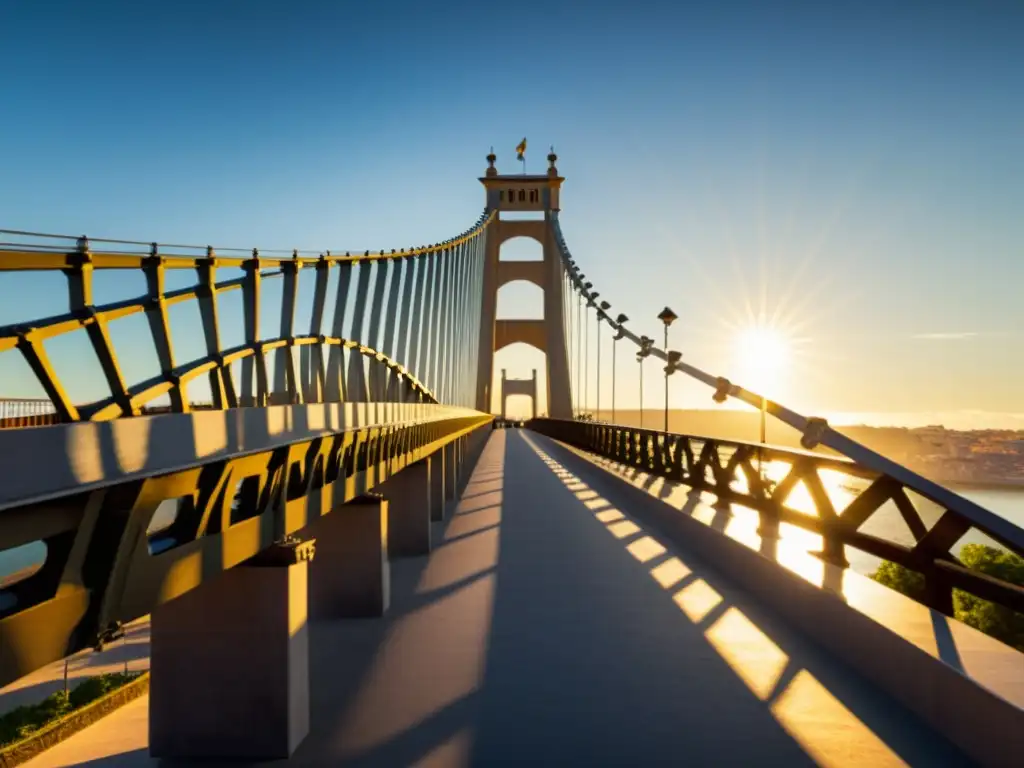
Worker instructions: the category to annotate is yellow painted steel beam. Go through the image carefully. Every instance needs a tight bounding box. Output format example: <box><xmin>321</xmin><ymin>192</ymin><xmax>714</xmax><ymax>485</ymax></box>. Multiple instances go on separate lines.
<box><xmin>0</xmin><ymin>410</ymin><xmax>492</xmax><ymax>688</ymax></box>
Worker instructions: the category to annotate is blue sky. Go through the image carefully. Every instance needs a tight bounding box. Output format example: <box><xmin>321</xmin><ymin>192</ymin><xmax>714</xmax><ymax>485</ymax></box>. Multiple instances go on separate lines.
<box><xmin>2</xmin><ymin>1</ymin><xmax>1023</xmax><ymax>425</ymax></box>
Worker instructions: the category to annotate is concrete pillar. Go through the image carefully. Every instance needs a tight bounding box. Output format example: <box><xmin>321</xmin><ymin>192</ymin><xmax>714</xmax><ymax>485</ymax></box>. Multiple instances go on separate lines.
<box><xmin>308</xmin><ymin>495</ymin><xmax>389</xmax><ymax>620</ymax></box>
<box><xmin>430</xmin><ymin>448</ymin><xmax>446</xmax><ymax>521</ymax></box>
<box><xmin>149</xmin><ymin>540</ymin><xmax>314</xmax><ymax>761</ymax></box>
<box><xmin>380</xmin><ymin>460</ymin><xmax>432</xmax><ymax>557</ymax></box>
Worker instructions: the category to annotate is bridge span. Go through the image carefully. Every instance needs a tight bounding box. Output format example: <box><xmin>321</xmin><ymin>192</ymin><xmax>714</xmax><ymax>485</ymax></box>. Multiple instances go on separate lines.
<box><xmin>1</xmin><ymin>151</ymin><xmax>1022</xmax><ymax>765</ymax></box>
<box><xmin>8</xmin><ymin>429</ymin><xmax>980</xmax><ymax>767</ymax></box>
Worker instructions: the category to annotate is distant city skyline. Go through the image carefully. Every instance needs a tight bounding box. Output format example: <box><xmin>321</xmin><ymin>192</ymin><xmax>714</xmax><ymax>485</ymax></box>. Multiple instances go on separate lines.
<box><xmin>2</xmin><ymin>2</ymin><xmax>1023</xmax><ymax>427</ymax></box>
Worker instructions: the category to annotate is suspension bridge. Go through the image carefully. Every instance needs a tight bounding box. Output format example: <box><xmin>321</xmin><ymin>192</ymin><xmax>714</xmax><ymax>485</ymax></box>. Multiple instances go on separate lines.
<box><xmin>0</xmin><ymin>151</ymin><xmax>1021</xmax><ymax>766</ymax></box>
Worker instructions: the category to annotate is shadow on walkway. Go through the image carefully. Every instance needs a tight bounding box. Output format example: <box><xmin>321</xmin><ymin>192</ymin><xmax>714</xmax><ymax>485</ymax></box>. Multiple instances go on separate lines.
<box><xmin>47</xmin><ymin>430</ymin><xmax>968</xmax><ymax>766</ymax></box>
<box><xmin>518</xmin><ymin>431</ymin><xmax>969</xmax><ymax>768</ymax></box>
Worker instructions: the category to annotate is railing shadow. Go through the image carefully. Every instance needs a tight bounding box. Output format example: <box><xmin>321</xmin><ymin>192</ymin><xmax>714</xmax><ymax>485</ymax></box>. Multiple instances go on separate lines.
<box><xmin>521</xmin><ymin>431</ymin><xmax>970</xmax><ymax>767</ymax></box>
<box><xmin>259</xmin><ymin>433</ymin><xmax>508</xmax><ymax>767</ymax></box>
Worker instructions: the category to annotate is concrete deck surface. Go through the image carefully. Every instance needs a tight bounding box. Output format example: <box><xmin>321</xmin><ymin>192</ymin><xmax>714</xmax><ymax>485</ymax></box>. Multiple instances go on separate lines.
<box><xmin>21</xmin><ymin>430</ymin><xmax>967</xmax><ymax>767</ymax></box>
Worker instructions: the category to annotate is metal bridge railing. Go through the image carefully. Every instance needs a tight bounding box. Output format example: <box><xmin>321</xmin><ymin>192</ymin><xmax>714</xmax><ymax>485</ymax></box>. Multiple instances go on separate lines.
<box><xmin>0</xmin><ymin>397</ymin><xmax>59</xmax><ymax>429</ymax></box>
<box><xmin>0</xmin><ymin>213</ymin><xmax>498</xmax><ymax>687</ymax></box>
<box><xmin>529</xmin><ymin>417</ymin><xmax>1024</xmax><ymax>619</ymax></box>
<box><xmin>0</xmin><ymin>216</ymin><xmax>494</xmax><ymax>423</ymax></box>
<box><xmin>551</xmin><ymin>210</ymin><xmax>1024</xmax><ymax>626</ymax></box>
<box><xmin>0</xmin><ymin>400</ymin><xmax>490</xmax><ymax>687</ymax></box>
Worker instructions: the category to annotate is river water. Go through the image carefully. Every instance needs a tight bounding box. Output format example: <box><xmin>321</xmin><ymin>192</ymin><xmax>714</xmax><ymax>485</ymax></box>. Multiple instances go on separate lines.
<box><xmin>955</xmin><ymin>487</ymin><xmax>1024</xmax><ymax>529</ymax></box>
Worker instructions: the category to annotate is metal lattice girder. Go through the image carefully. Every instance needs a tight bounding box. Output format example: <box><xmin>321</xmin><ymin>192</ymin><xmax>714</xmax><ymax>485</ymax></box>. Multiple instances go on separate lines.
<box><xmin>0</xmin><ymin>212</ymin><xmax>497</xmax><ymax>422</ymax></box>
<box><xmin>65</xmin><ymin>245</ymin><xmax>135</xmax><ymax>417</ymax></box>
<box><xmin>382</xmin><ymin>257</ymin><xmax>403</xmax><ymax>362</ymax></box>
<box><xmin>529</xmin><ymin>419</ymin><xmax>1024</xmax><ymax>618</ymax></box>
<box><xmin>0</xmin><ymin>403</ymin><xmax>492</xmax><ymax>687</ymax></box>
<box><xmin>302</xmin><ymin>254</ymin><xmax>331</xmax><ymax>404</ymax></box>
<box><xmin>142</xmin><ymin>251</ymin><xmax>184</xmax><ymax>412</ymax></box>
<box><xmin>366</xmin><ymin>260</ymin><xmax>390</xmax><ymax>401</ymax></box>
<box><xmin>427</xmin><ymin>249</ymin><xmax>445</xmax><ymax>394</ymax></box>
<box><xmin>325</xmin><ymin>257</ymin><xmax>354</xmax><ymax>403</ymax></box>
<box><xmin>395</xmin><ymin>254</ymin><xmax>418</xmax><ymax>374</ymax></box>
<box><xmin>345</xmin><ymin>261</ymin><xmax>373</xmax><ymax>402</ymax></box>
<box><xmin>75</xmin><ymin>336</ymin><xmax>439</xmax><ymax>421</ymax></box>
<box><xmin>240</xmin><ymin>252</ymin><xmax>268</xmax><ymax>407</ymax></box>
<box><xmin>272</xmin><ymin>257</ymin><xmax>301</xmax><ymax>404</ymax></box>
<box><xmin>407</xmin><ymin>252</ymin><xmax>428</xmax><ymax>381</ymax></box>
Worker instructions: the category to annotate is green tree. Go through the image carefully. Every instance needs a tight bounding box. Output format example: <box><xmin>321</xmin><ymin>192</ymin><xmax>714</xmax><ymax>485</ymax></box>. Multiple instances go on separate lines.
<box><xmin>953</xmin><ymin>544</ymin><xmax>1024</xmax><ymax>652</ymax></box>
<box><xmin>870</xmin><ymin>560</ymin><xmax>926</xmax><ymax>602</ymax></box>
<box><xmin>870</xmin><ymin>544</ymin><xmax>1024</xmax><ymax>652</ymax></box>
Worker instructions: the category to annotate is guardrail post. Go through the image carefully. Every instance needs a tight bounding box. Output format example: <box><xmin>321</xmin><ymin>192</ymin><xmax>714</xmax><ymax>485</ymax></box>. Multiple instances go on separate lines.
<box><xmin>149</xmin><ymin>539</ymin><xmax>314</xmax><ymax>760</ymax></box>
<box><xmin>379</xmin><ymin>459</ymin><xmax>432</xmax><ymax>556</ymax></box>
<box><xmin>308</xmin><ymin>495</ymin><xmax>389</xmax><ymax>619</ymax></box>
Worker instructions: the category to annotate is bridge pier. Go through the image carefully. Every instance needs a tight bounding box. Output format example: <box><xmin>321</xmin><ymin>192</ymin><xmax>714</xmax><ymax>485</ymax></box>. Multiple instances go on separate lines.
<box><xmin>379</xmin><ymin>458</ymin><xmax>433</xmax><ymax>556</ymax></box>
<box><xmin>149</xmin><ymin>540</ymin><xmax>314</xmax><ymax>761</ymax></box>
<box><xmin>308</xmin><ymin>495</ymin><xmax>390</xmax><ymax>619</ymax></box>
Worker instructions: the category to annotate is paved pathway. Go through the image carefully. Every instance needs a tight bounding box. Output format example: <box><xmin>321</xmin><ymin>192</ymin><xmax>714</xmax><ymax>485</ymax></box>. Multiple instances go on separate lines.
<box><xmin>0</xmin><ymin>618</ymin><xmax>150</xmax><ymax>713</ymax></box>
<box><xmin>23</xmin><ymin>430</ymin><xmax>967</xmax><ymax>766</ymax></box>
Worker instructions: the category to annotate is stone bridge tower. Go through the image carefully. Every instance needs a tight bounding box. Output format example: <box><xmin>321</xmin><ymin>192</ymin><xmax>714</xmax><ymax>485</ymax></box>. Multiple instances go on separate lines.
<box><xmin>474</xmin><ymin>150</ymin><xmax>573</xmax><ymax>418</ymax></box>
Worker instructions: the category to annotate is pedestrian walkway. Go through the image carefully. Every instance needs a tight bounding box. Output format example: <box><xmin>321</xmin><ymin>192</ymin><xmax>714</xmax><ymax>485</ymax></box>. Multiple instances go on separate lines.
<box><xmin>0</xmin><ymin>618</ymin><xmax>149</xmax><ymax>715</ymax></box>
<box><xmin>23</xmin><ymin>430</ymin><xmax>966</xmax><ymax>766</ymax></box>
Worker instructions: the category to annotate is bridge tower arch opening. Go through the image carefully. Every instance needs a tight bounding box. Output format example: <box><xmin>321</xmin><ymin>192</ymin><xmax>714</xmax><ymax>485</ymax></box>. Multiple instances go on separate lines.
<box><xmin>501</xmin><ymin>369</ymin><xmax>538</xmax><ymax>420</ymax></box>
<box><xmin>475</xmin><ymin>149</ymin><xmax>572</xmax><ymax>418</ymax></box>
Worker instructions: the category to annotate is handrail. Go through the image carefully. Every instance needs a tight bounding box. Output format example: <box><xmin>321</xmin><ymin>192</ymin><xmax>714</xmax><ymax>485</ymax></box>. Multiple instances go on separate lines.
<box><xmin>0</xmin><ymin>211</ymin><xmax>496</xmax><ymax>265</ymax></box>
<box><xmin>530</xmin><ymin>418</ymin><xmax>1024</xmax><ymax>617</ymax></box>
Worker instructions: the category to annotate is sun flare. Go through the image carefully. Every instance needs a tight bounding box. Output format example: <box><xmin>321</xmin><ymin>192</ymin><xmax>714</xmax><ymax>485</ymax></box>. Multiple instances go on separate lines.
<box><xmin>733</xmin><ymin>325</ymin><xmax>790</xmax><ymax>398</ymax></box>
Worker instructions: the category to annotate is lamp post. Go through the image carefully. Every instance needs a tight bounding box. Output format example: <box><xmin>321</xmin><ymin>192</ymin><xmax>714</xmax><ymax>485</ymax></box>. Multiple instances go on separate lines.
<box><xmin>657</xmin><ymin>307</ymin><xmax>678</xmax><ymax>433</ymax></box>
<box><xmin>586</xmin><ymin>292</ymin><xmax>599</xmax><ymax>419</ymax></box>
<box><xmin>637</xmin><ymin>352</ymin><xmax>644</xmax><ymax>429</ymax></box>
<box><xmin>582</xmin><ymin>294</ymin><xmax>592</xmax><ymax>417</ymax></box>
<box><xmin>637</xmin><ymin>335</ymin><xmax>653</xmax><ymax>429</ymax></box>
<box><xmin>597</xmin><ymin>301</ymin><xmax>610</xmax><ymax>422</ymax></box>
<box><xmin>579</xmin><ymin>281</ymin><xmax>590</xmax><ymax>419</ymax></box>
<box><xmin>613</xmin><ymin>313</ymin><xmax>628</xmax><ymax>423</ymax></box>
<box><xmin>567</xmin><ymin>269</ymin><xmax>576</xmax><ymax>417</ymax></box>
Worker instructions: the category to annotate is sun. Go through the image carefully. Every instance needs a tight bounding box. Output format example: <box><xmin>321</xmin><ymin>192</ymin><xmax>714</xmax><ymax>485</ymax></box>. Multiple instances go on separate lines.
<box><xmin>732</xmin><ymin>325</ymin><xmax>790</xmax><ymax>398</ymax></box>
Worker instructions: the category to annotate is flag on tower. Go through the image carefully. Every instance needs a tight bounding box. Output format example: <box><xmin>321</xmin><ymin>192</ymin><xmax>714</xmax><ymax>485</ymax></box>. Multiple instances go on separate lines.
<box><xmin>516</xmin><ymin>138</ymin><xmax>527</xmax><ymax>161</ymax></box>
